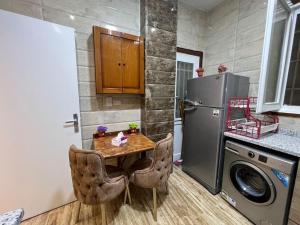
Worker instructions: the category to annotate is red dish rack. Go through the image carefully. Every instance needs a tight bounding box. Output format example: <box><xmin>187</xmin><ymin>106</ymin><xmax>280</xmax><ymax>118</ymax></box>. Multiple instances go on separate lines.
<box><xmin>226</xmin><ymin>97</ymin><xmax>279</xmax><ymax>139</ymax></box>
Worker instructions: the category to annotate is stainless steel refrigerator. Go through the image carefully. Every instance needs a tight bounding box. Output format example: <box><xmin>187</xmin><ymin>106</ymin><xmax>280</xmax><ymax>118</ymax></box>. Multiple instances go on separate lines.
<box><xmin>182</xmin><ymin>73</ymin><xmax>249</xmax><ymax>194</ymax></box>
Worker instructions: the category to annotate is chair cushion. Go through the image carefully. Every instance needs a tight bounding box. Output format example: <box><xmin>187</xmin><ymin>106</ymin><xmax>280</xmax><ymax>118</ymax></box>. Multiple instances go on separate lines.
<box><xmin>128</xmin><ymin>134</ymin><xmax>173</xmax><ymax>189</ymax></box>
<box><xmin>0</xmin><ymin>209</ymin><xmax>24</xmax><ymax>225</ymax></box>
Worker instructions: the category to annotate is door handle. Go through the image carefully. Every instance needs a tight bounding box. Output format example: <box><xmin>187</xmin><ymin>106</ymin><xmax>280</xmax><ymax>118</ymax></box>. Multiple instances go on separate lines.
<box><xmin>183</xmin><ymin>99</ymin><xmax>199</xmax><ymax>112</ymax></box>
<box><xmin>65</xmin><ymin>114</ymin><xmax>79</xmax><ymax>133</ymax></box>
<box><xmin>184</xmin><ymin>99</ymin><xmax>200</xmax><ymax>106</ymax></box>
<box><xmin>184</xmin><ymin>106</ymin><xmax>196</xmax><ymax>112</ymax></box>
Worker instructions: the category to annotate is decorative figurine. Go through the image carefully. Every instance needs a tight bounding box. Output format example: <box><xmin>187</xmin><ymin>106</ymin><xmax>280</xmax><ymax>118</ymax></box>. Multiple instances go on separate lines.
<box><xmin>196</xmin><ymin>67</ymin><xmax>204</xmax><ymax>77</ymax></box>
<box><xmin>218</xmin><ymin>64</ymin><xmax>227</xmax><ymax>74</ymax></box>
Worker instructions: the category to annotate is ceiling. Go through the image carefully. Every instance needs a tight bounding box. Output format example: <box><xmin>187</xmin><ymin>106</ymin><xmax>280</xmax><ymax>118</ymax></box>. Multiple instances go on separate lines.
<box><xmin>180</xmin><ymin>0</ymin><xmax>225</xmax><ymax>11</ymax></box>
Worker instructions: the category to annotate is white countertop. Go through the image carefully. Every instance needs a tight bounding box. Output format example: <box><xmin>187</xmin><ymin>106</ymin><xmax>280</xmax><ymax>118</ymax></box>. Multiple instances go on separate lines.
<box><xmin>224</xmin><ymin>130</ymin><xmax>300</xmax><ymax>157</ymax></box>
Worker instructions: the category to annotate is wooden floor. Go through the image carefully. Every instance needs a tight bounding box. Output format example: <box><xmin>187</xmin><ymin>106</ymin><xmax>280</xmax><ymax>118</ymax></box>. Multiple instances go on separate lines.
<box><xmin>22</xmin><ymin>166</ymin><xmax>252</xmax><ymax>225</ymax></box>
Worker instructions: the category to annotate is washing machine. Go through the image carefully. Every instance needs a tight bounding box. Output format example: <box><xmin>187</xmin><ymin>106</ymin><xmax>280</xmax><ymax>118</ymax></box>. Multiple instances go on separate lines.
<box><xmin>221</xmin><ymin>140</ymin><xmax>297</xmax><ymax>225</ymax></box>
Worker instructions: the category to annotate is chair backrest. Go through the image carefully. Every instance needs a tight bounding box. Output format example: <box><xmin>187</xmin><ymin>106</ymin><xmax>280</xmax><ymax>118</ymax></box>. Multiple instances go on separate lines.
<box><xmin>153</xmin><ymin>133</ymin><xmax>173</xmax><ymax>187</ymax></box>
<box><xmin>69</xmin><ymin>145</ymin><xmax>108</xmax><ymax>205</ymax></box>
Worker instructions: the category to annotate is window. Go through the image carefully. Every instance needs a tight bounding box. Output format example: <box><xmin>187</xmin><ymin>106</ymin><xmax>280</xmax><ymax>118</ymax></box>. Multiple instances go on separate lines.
<box><xmin>284</xmin><ymin>11</ymin><xmax>300</xmax><ymax>107</ymax></box>
<box><xmin>175</xmin><ymin>51</ymin><xmax>201</xmax><ymax>119</ymax></box>
<box><xmin>175</xmin><ymin>61</ymin><xmax>194</xmax><ymax>118</ymax></box>
<box><xmin>257</xmin><ymin>0</ymin><xmax>300</xmax><ymax>114</ymax></box>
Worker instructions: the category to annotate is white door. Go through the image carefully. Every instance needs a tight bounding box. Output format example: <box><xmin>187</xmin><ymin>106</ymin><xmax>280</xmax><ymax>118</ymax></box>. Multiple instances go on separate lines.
<box><xmin>0</xmin><ymin>10</ymin><xmax>81</xmax><ymax>219</ymax></box>
<box><xmin>174</xmin><ymin>52</ymin><xmax>200</xmax><ymax>161</ymax></box>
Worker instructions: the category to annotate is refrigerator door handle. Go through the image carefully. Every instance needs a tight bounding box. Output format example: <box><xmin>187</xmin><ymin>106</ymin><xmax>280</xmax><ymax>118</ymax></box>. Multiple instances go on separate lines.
<box><xmin>183</xmin><ymin>99</ymin><xmax>199</xmax><ymax>112</ymax></box>
<box><xmin>184</xmin><ymin>106</ymin><xmax>196</xmax><ymax>112</ymax></box>
<box><xmin>184</xmin><ymin>99</ymin><xmax>200</xmax><ymax>106</ymax></box>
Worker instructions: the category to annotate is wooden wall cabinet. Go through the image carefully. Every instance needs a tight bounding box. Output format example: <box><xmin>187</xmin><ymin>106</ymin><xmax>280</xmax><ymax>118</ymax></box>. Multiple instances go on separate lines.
<box><xmin>93</xmin><ymin>26</ymin><xmax>144</xmax><ymax>94</ymax></box>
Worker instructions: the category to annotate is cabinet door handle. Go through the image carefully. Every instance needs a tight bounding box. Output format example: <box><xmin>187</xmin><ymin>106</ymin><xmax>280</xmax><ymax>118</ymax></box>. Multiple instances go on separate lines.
<box><xmin>123</xmin><ymin>63</ymin><xmax>126</xmax><ymax>66</ymax></box>
<box><xmin>118</xmin><ymin>63</ymin><xmax>121</xmax><ymax>66</ymax></box>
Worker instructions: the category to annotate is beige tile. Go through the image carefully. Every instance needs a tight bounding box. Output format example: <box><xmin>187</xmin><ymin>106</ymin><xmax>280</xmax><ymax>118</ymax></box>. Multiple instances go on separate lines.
<box><xmin>103</xmin><ymin>109</ymin><xmax>141</xmax><ymax>124</ymax></box>
<box><xmin>236</xmin><ymin>23</ymin><xmax>265</xmax><ymax>47</ymax></box>
<box><xmin>81</xmin><ymin>111</ymin><xmax>104</xmax><ymax>126</ymax></box>
<box><xmin>177</xmin><ymin>1</ymin><xmax>207</xmax><ymax>52</ymax></box>
<box><xmin>81</xmin><ymin>109</ymin><xmax>141</xmax><ymax>126</ymax></box>
<box><xmin>42</xmin><ymin>0</ymin><xmax>139</xmax><ymax>33</ymax></box>
<box><xmin>205</xmin><ymin>62</ymin><xmax>234</xmax><ymax>76</ymax></box>
<box><xmin>205</xmin><ymin>35</ymin><xmax>236</xmax><ymax>55</ymax></box>
<box><xmin>75</xmin><ymin>32</ymin><xmax>93</xmax><ymax>51</ymax></box>
<box><xmin>42</xmin><ymin>7</ymin><xmax>99</xmax><ymax>33</ymax></box>
<box><xmin>82</xmin><ymin>138</ymin><xmax>93</xmax><ymax>149</ymax></box>
<box><xmin>234</xmin><ymin>38</ymin><xmax>264</xmax><ymax>60</ymax></box>
<box><xmin>76</xmin><ymin>50</ymin><xmax>94</xmax><ymax>67</ymax></box>
<box><xmin>235</xmin><ymin>70</ymin><xmax>261</xmax><ymax>84</ymax></box>
<box><xmin>248</xmin><ymin>83</ymin><xmax>259</xmax><ymax>97</ymax></box>
<box><xmin>205</xmin><ymin>24</ymin><xmax>237</xmax><ymax>49</ymax></box>
<box><xmin>208</xmin><ymin>0</ymin><xmax>238</xmax><ymax>26</ymax></box>
<box><xmin>237</xmin><ymin>7</ymin><xmax>267</xmax><ymax>33</ymax></box>
<box><xmin>42</xmin><ymin>0</ymin><xmax>139</xmax><ymax>20</ymax></box>
<box><xmin>206</xmin><ymin>49</ymin><xmax>235</xmax><ymax>66</ymax></box>
<box><xmin>0</xmin><ymin>0</ymin><xmax>42</xmax><ymax>19</ymax></box>
<box><xmin>22</xmin><ymin>0</ymin><xmax>41</xmax><ymax>5</ymax></box>
<box><xmin>77</xmin><ymin>66</ymin><xmax>95</xmax><ymax>82</ymax></box>
<box><xmin>78</xmin><ymin>82</ymin><xmax>96</xmax><ymax>97</ymax></box>
<box><xmin>79</xmin><ymin>96</ymin><xmax>99</xmax><ymax>112</ymax></box>
<box><xmin>234</xmin><ymin>55</ymin><xmax>262</xmax><ymax>73</ymax></box>
<box><xmin>207</xmin><ymin>10</ymin><xmax>238</xmax><ymax>33</ymax></box>
<box><xmin>81</xmin><ymin>121</ymin><xmax>141</xmax><ymax>140</ymax></box>
<box><xmin>279</xmin><ymin>116</ymin><xmax>300</xmax><ymax>130</ymax></box>
<box><xmin>239</xmin><ymin>0</ymin><xmax>267</xmax><ymax>20</ymax></box>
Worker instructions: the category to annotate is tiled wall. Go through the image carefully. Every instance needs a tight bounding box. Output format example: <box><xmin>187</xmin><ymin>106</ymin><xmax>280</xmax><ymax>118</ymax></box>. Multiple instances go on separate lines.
<box><xmin>140</xmin><ymin>0</ymin><xmax>177</xmax><ymax>142</ymax></box>
<box><xmin>0</xmin><ymin>0</ymin><xmax>142</xmax><ymax>149</ymax></box>
<box><xmin>204</xmin><ymin>0</ymin><xmax>300</xmax><ymax>130</ymax></box>
<box><xmin>177</xmin><ymin>2</ymin><xmax>207</xmax><ymax>51</ymax></box>
<box><xmin>2</xmin><ymin>0</ymin><xmax>299</xmax><ymax>138</ymax></box>
<box><xmin>204</xmin><ymin>0</ymin><xmax>267</xmax><ymax>97</ymax></box>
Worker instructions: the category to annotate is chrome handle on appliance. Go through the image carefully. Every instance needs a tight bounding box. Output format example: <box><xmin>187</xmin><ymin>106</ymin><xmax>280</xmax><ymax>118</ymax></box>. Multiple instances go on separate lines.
<box><xmin>184</xmin><ymin>99</ymin><xmax>198</xmax><ymax>106</ymax></box>
<box><xmin>225</xmin><ymin>147</ymin><xmax>240</xmax><ymax>155</ymax></box>
<box><xmin>183</xmin><ymin>99</ymin><xmax>199</xmax><ymax>112</ymax></box>
<box><xmin>184</xmin><ymin>107</ymin><xmax>196</xmax><ymax>112</ymax></box>
<box><xmin>65</xmin><ymin>114</ymin><xmax>79</xmax><ymax>133</ymax></box>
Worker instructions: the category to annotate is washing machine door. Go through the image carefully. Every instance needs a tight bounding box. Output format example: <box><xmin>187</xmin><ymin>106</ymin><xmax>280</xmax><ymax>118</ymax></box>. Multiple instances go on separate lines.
<box><xmin>230</xmin><ymin>161</ymin><xmax>276</xmax><ymax>205</ymax></box>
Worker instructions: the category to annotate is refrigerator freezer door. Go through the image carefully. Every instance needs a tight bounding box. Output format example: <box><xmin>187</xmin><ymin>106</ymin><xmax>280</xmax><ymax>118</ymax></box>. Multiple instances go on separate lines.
<box><xmin>182</xmin><ymin>106</ymin><xmax>224</xmax><ymax>193</ymax></box>
<box><xmin>187</xmin><ymin>74</ymin><xmax>226</xmax><ymax>107</ymax></box>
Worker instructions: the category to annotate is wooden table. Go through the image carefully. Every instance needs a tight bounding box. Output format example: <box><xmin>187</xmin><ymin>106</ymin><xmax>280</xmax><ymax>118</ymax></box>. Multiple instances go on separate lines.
<box><xmin>93</xmin><ymin>133</ymin><xmax>156</xmax><ymax>159</ymax></box>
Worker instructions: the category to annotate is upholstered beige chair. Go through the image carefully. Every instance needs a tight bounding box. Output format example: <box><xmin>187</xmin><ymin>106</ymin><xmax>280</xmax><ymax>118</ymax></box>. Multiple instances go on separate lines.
<box><xmin>69</xmin><ymin>145</ymin><xmax>131</xmax><ymax>225</ymax></box>
<box><xmin>129</xmin><ymin>133</ymin><xmax>173</xmax><ymax>221</ymax></box>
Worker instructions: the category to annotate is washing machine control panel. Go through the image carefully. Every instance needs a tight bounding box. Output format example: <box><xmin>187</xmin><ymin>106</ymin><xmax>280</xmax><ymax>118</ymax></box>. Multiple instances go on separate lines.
<box><xmin>248</xmin><ymin>151</ymin><xmax>255</xmax><ymax>158</ymax></box>
<box><xmin>258</xmin><ymin>155</ymin><xmax>268</xmax><ymax>163</ymax></box>
<box><xmin>247</xmin><ymin>151</ymin><xmax>268</xmax><ymax>163</ymax></box>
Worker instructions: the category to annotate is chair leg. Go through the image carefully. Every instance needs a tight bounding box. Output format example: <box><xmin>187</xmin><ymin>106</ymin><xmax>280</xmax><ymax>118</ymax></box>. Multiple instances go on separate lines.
<box><xmin>101</xmin><ymin>203</ymin><xmax>106</xmax><ymax>225</ymax></box>
<box><xmin>153</xmin><ymin>187</ymin><xmax>157</xmax><ymax>221</ymax></box>
<box><xmin>124</xmin><ymin>184</ymin><xmax>132</xmax><ymax>204</ymax></box>
<box><xmin>127</xmin><ymin>184</ymin><xmax>132</xmax><ymax>205</ymax></box>
<box><xmin>124</xmin><ymin>186</ymin><xmax>128</xmax><ymax>204</ymax></box>
<box><xmin>75</xmin><ymin>202</ymin><xmax>81</xmax><ymax>224</ymax></box>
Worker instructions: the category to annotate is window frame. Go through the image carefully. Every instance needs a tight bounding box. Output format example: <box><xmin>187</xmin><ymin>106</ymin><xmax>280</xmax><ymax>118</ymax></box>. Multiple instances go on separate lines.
<box><xmin>257</xmin><ymin>0</ymin><xmax>300</xmax><ymax>114</ymax></box>
<box><xmin>279</xmin><ymin>6</ymin><xmax>300</xmax><ymax>114</ymax></box>
<box><xmin>175</xmin><ymin>50</ymin><xmax>202</xmax><ymax>121</ymax></box>
<box><xmin>257</xmin><ymin>0</ymin><xmax>292</xmax><ymax>113</ymax></box>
